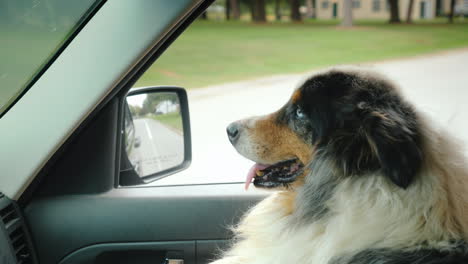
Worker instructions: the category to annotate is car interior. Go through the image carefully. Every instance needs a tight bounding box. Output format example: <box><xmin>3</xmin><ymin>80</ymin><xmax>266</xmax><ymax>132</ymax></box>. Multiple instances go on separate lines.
<box><xmin>0</xmin><ymin>1</ymin><xmax>272</xmax><ymax>264</ymax></box>
<box><xmin>4</xmin><ymin>0</ymin><xmax>465</xmax><ymax>263</ymax></box>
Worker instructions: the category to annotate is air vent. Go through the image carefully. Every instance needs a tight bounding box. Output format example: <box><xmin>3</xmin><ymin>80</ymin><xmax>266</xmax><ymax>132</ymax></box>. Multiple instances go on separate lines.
<box><xmin>0</xmin><ymin>203</ymin><xmax>18</xmax><ymax>225</ymax></box>
<box><xmin>10</xmin><ymin>225</ymin><xmax>33</xmax><ymax>264</ymax></box>
<box><xmin>0</xmin><ymin>197</ymin><xmax>36</xmax><ymax>264</ymax></box>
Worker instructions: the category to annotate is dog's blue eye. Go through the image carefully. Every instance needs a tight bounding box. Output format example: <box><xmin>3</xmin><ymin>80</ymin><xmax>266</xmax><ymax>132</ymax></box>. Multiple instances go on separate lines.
<box><xmin>295</xmin><ymin>108</ymin><xmax>305</xmax><ymax>119</ymax></box>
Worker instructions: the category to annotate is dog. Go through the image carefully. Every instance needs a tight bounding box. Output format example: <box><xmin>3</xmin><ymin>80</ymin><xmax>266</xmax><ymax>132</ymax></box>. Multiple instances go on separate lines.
<box><xmin>212</xmin><ymin>68</ymin><xmax>468</xmax><ymax>264</ymax></box>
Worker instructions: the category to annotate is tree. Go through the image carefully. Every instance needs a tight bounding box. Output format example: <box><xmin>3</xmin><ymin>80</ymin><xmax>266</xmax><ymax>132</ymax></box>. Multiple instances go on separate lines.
<box><xmin>341</xmin><ymin>0</ymin><xmax>353</xmax><ymax>27</ymax></box>
<box><xmin>388</xmin><ymin>0</ymin><xmax>401</xmax><ymax>23</ymax></box>
<box><xmin>129</xmin><ymin>105</ymin><xmax>142</xmax><ymax>117</ymax></box>
<box><xmin>449</xmin><ymin>0</ymin><xmax>456</xmax><ymax>23</ymax></box>
<box><xmin>290</xmin><ymin>0</ymin><xmax>302</xmax><ymax>22</ymax></box>
<box><xmin>305</xmin><ymin>0</ymin><xmax>314</xmax><ymax>18</ymax></box>
<box><xmin>406</xmin><ymin>0</ymin><xmax>414</xmax><ymax>23</ymax></box>
<box><xmin>226</xmin><ymin>0</ymin><xmax>231</xmax><ymax>20</ymax></box>
<box><xmin>230</xmin><ymin>0</ymin><xmax>241</xmax><ymax>20</ymax></box>
<box><xmin>141</xmin><ymin>93</ymin><xmax>178</xmax><ymax>116</ymax></box>
<box><xmin>251</xmin><ymin>0</ymin><xmax>266</xmax><ymax>22</ymax></box>
<box><xmin>275</xmin><ymin>0</ymin><xmax>282</xmax><ymax>21</ymax></box>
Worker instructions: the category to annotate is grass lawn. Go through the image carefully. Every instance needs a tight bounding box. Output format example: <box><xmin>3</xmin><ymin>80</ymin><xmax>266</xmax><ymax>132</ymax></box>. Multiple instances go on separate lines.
<box><xmin>150</xmin><ymin>112</ymin><xmax>183</xmax><ymax>132</ymax></box>
<box><xmin>135</xmin><ymin>20</ymin><xmax>468</xmax><ymax>89</ymax></box>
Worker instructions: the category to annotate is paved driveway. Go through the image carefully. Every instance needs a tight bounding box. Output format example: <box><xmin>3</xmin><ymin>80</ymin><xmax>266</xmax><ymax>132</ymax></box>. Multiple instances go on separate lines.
<box><xmin>133</xmin><ymin>118</ymin><xmax>184</xmax><ymax>177</ymax></box>
<box><xmin>150</xmin><ymin>49</ymin><xmax>468</xmax><ymax>187</ymax></box>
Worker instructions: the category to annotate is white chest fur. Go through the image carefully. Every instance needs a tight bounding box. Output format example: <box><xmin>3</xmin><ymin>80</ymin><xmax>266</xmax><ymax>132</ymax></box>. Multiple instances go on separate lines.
<box><xmin>213</xmin><ymin>172</ymin><xmax>452</xmax><ymax>264</ymax></box>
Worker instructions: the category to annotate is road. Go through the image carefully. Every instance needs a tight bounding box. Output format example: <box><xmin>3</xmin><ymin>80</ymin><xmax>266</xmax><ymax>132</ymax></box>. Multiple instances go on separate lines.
<box><xmin>148</xmin><ymin>49</ymin><xmax>468</xmax><ymax>187</ymax></box>
<box><xmin>133</xmin><ymin>118</ymin><xmax>184</xmax><ymax>177</ymax></box>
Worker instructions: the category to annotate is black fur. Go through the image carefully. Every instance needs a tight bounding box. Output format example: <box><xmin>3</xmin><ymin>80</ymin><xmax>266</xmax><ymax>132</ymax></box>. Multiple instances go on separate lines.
<box><xmin>283</xmin><ymin>70</ymin><xmax>423</xmax><ymax>189</ymax></box>
<box><xmin>330</xmin><ymin>243</ymin><xmax>468</xmax><ymax>264</ymax></box>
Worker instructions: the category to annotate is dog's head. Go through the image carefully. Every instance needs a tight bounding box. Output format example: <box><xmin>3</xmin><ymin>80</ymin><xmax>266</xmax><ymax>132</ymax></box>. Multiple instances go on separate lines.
<box><xmin>227</xmin><ymin>68</ymin><xmax>423</xmax><ymax>190</ymax></box>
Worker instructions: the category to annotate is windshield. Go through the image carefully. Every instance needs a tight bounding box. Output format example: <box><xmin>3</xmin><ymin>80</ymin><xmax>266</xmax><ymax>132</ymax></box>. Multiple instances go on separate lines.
<box><xmin>0</xmin><ymin>0</ymin><xmax>101</xmax><ymax>116</ymax></box>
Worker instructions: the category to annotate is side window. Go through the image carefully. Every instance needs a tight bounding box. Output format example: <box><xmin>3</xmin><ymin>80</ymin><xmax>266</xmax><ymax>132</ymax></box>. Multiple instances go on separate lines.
<box><xmin>322</xmin><ymin>1</ymin><xmax>329</xmax><ymax>9</ymax></box>
<box><xmin>119</xmin><ymin>1</ymin><xmax>468</xmax><ymax>187</ymax></box>
<box><xmin>0</xmin><ymin>0</ymin><xmax>100</xmax><ymax>116</ymax></box>
<box><xmin>352</xmin><ymin>0</ymin><xmax>361</xmax><ymax>9</ymax></box>
<box><xmin>372</xmin><ymin>0</ymin><xmax>381</xmax><ymax>12</ymax></box>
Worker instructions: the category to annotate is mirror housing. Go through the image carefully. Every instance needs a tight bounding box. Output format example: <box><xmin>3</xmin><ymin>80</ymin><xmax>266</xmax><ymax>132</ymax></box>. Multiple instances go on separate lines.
<box><xmin>119</xmin><ymin>86</ymin><xmax>192</xmax><ymax>186</ymax></box>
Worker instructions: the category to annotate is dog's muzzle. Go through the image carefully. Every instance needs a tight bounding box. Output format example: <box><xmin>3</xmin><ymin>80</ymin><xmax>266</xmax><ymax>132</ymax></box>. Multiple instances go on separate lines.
<box><xmin>226</xmin><ymin>120</ymin><xmax>304</xmax><ymax>189</ymax></box>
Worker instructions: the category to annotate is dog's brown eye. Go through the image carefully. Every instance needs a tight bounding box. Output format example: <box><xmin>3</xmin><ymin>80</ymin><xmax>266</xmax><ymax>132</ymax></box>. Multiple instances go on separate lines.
<box><xmin>296</xmin><ymin>107</ymin><xmax>305</xmax><ymax>119</ymax></box>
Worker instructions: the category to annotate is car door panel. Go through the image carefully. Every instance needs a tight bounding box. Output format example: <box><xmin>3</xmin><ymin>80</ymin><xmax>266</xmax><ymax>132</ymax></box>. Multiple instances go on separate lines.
<box><xmin>25</xmin><ymin>187</ymin><xmax>263</xmax><ymax>264</ymax></box>
<box><xmin>60</xmin><ymin>241</ymin><xmax>193</xmax><ymax>264</ymax></box>
<box><xmin>59</xmin><ymin>240</ymin><xmax>230</xmax><ymax>264</ymax></box>
<box><xmin>197</xmin><ymin>240</ymin><xmax>231</xmax><ymax>264</ymax></box>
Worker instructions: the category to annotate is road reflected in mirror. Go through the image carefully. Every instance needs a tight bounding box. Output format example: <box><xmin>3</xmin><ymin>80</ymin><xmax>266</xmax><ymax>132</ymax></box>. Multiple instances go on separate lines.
<box><xmin>125</xmin><ymin>92</ymin><xmax>184</xmax><ymax>178</ymax></box>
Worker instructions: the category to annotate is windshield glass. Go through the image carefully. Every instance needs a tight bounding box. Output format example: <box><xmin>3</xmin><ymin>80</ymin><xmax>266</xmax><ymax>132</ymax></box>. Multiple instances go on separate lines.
<box><xmin>0</xmin><ymin>0</ymin><xmax>101</xmax><ymax>115</ymax></box>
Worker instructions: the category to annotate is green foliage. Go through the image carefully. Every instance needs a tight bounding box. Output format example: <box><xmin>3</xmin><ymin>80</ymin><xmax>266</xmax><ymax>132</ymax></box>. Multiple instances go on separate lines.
<box><xmin>140</xmin><ymin>93</ymin><xmax>178</xmax><ymax>116</ymax></box>
<box><xmin>150</xmin><ymin>112</ymin><xmax>183</xmax><ymax>132</ymax></box>
<box><xmin>129</xmin><ymin>104</ymin><xmax>142</xmax><ymax>117</ymax></box>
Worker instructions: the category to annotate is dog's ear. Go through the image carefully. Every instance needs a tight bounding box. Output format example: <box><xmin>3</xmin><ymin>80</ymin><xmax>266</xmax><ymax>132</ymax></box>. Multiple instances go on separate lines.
<box><xmin>363</xmin><ymin>107</ymin><xmax>423</xmax><ymax>189</ymax></box>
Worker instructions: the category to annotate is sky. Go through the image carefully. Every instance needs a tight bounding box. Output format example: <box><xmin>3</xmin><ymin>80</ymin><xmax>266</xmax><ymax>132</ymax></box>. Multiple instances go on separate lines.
<box><xmin>127</xmin><ymin>93</ymin><xmax>147</xmax><ymax>108</ymax></box>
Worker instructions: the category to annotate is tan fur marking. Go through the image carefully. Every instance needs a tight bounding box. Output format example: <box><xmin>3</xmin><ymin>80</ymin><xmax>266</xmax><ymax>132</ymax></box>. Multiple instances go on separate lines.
<box><xmin>291</xmin><ymin>90</ymin><xmax>302</xmax><ymax>104</ymax></box>
<box><xmin>248</xmin><ymin>113</ymin><xmax>312</xmax><ymax>165</ymax></box>
<box><xmin>276</xmin><ymin>191</ymin><xmax>297</xmax><ymax>216</ymax></box>
<box><xmin>371</xmin><ymin>111</ymin><xmax>393</xmax><ymax>124</ymax></box>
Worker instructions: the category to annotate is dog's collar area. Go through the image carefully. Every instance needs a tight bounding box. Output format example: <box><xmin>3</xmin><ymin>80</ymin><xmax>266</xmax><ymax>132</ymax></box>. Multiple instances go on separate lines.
<box><xmin>253</xmin><ymin>158</ymin><xmax>304</xmax><ymax>188</ymax></box>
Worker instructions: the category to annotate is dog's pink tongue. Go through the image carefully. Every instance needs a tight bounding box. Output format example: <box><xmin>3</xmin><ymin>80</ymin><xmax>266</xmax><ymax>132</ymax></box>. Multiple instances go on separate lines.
<box><xmin>245</xmin><ymin>163</ymin><xmax>269</xmax><ymax>190</ymax></box>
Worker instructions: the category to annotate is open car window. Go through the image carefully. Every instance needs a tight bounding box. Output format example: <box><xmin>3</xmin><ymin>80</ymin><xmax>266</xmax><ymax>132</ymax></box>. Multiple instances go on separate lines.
<box><xmin>123</xmin><ymin>2</ymin><xmax>468</xmax><ymax>188</ymax></box>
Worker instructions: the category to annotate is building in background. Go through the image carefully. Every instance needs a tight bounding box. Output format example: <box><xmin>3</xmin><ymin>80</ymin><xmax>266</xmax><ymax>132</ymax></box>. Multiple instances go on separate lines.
<box><xmin>453</xmin><ymin>0</ymin><xmax>468</xmax><ymax>16</ymax></box>
<box><xmin>315</xmin><ymin>0</ymin><xmax>462</xmax><ymax>20</ymax></box>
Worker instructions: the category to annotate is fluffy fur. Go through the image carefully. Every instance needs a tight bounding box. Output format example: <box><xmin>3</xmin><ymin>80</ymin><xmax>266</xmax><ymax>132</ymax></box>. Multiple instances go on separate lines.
<box><xmin>214</xmin><ymin>68</ymin><xmax>468</xmax><ymax>264</ymax></box>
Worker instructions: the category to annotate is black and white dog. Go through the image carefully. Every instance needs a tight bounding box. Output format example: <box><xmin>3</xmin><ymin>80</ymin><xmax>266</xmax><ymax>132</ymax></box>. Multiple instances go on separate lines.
<box><xmin>213</xmin><ymin>68</ymin><xmax>468</xmax><ymax>264</ymax></box>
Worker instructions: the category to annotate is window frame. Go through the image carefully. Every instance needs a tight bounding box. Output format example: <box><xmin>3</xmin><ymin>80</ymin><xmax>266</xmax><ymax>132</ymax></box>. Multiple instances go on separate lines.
<box><xmin>352</xmin><ymin>0</ymin><xmax>361</xmax><ymax>9</ymax></box>
<box><xmin>372</xmin><ymin>0</ymin><xmax>382</xmax><ymax>12</ymax></box>
<box><xmin>322</xmin><ymin>0</ymin><xmax>330</xmax><ymax>9</ymax></box>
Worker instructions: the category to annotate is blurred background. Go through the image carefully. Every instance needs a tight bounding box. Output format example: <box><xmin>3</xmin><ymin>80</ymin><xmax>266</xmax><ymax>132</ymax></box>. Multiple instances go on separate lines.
<box><xmin>131</xmin><ymin>0</ymin><xmax>468</xmax><ymax>187</ymax></box>
<box><xmin>136</xmin><ymin>0</ymin><xmax>468</xmax><ymax>89</ymax></box>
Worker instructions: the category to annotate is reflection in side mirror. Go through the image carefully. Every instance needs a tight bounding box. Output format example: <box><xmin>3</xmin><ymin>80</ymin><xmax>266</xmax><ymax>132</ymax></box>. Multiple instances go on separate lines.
<box><xmin>134</xmin><ymin>137</ymin><xmax>141</xmax><ymax>148</ymax></box>
<box><xmin>122</xmin><ymin>87</ymin><xmax>191</xmax><ymax>182</ymax></box>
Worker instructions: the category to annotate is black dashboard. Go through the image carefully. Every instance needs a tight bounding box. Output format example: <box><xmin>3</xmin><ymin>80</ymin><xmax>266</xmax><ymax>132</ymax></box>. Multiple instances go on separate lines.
<box><xmin>0</xmin><ymin>194</ymin><xmax>37</xmax><ymax>264</ymax></box>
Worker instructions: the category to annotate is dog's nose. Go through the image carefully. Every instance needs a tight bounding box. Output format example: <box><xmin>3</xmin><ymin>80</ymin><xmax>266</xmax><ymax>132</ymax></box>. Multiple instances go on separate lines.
<box><xmin>227</xmin><ymin>122</ymin><xmax>240</xmax><ymax>144</ymax></box>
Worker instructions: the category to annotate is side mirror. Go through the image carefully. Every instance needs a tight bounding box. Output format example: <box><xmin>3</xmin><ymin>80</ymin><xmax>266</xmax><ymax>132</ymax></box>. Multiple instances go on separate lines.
<box><xmin>120</xmin><ymin>86</ymin><xmax>191</xmax><ymax>185</ymax></box>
